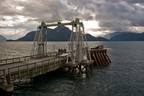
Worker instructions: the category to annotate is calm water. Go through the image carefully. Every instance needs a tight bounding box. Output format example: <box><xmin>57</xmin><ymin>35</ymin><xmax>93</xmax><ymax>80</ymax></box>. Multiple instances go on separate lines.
<box><xmin>0</xmin><ymin>41</ymin><xmax>144</xmax><ymax>96</ymax></box>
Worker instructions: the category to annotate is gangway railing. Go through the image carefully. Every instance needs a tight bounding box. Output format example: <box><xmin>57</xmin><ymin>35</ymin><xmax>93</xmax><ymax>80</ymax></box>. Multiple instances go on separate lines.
<box><xmin>0</xmin><ymin>52</ymin><xmax>58</xmax><ymax>66</ymax></box>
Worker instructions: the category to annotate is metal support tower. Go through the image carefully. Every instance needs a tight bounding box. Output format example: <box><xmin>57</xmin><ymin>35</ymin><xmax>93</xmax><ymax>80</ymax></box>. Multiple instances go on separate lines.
<box><xmin>70</xmin><ymin>18</ymin><xmax>90</xmax><ymax>65</ymax></box>
<box><xmin>31</xmin><ymin>18</ymin><xmax>90</xmax><ymax>62</ymax></box>
<box><xmin>32</xmin><ymin>21</ymin><xmax>47</xmax><ymax>57</ymax></box>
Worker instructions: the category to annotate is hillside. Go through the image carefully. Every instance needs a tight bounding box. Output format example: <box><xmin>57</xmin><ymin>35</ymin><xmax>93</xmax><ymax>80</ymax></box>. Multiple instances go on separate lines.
<box><xmin>18</xmin><ymin>25</ymin><xmax>109</xmax><ymax>41</ymax></box>
<box><xmin>110</xmin><ymin>32</ymin><xmax>144</xmax><ymax>41</ymax></box>
<box><xmin>0</xmin><ymin>35</ymin><xmax>6</xmax><ymax>41</ymax></box>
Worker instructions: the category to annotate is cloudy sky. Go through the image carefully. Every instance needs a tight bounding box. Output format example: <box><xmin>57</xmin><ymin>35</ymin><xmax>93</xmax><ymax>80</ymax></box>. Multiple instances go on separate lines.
<box><xmin>0</xmin><ymin>0</ymin><xmax>144</xmax><ymax>39</ymax></box>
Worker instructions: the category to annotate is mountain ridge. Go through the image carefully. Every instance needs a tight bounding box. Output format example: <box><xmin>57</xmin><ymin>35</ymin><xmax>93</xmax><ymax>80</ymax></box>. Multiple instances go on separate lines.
<box><xmin>18</xmin><ymin>26</ymin><xmax>109</xmax><ymax>41</ymax></box>
<box><xmin>17</xmin><ymin>27</ymin><xmax>144</xmax><ymax>41</ymax></box>
<box><xmin>110</xmin><ymin>32</ymin><xmax>144</xmax><ymax>41</ymax></box>
<box><xmin>0</xmin><ymin>35</ymin><xmax>6</xmax><ymax>41</ymax></box>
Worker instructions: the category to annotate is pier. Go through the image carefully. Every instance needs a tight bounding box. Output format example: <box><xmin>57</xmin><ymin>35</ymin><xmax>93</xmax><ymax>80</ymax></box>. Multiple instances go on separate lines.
<box><xmin>0</xmin><ymin>52</ymin><xmax>67</xmax><ymax>94</ymax></box>
<box><xmin>0</xmin><ymin>18</ymin><xmax>111</xmax><ymax>95</ymax></box>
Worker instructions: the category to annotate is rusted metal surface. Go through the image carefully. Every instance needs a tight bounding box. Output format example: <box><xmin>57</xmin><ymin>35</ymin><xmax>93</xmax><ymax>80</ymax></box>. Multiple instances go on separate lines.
<box><xmin>90</xmin><ymin>48</ymin><xmax>111</xmax><ymax>66</ymax></box>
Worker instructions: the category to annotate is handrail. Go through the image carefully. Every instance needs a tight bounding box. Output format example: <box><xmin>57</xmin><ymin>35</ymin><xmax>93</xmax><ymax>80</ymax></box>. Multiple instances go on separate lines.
<box><xmin>6</xmin><ymin>56</ymin><xmax>66</xmax><ymax>80</ymax></box>
<box><xmin>8</xmin><ymin>56</ymin><xmax>65</xmax><ymax>70</ymax></box>
<box><xmin>0</xmin><ymin>52</ymin><xmax>58</xmax><ymax>65</ymax></box>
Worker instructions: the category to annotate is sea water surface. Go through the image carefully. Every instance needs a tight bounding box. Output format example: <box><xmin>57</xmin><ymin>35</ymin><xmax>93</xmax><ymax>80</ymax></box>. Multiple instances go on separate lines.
<box><xmin>0</xmin><ymin>41</ymin><xmax>144</xmax><ymax>96</ymax></box>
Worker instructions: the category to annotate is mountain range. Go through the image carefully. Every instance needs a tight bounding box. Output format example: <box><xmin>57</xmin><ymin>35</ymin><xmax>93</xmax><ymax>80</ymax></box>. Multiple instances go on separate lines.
<box><xmin>109</xmin><ymin>32</ymin><xmax>144</xmax><ymax>41</ymax></box>
<box><xmin>18</xmin><ymin>25</ymin><xmax>109</xmax><ymax>41</ymax></box>
<box><xmin>6</xmin><ymin>25</ymin><xmax>144</xmax><ymax>41</ymax></box>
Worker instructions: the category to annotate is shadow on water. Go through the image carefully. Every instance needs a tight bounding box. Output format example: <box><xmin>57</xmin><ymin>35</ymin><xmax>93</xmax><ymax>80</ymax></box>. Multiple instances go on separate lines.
<box><xmin>14</xmin><ymin>69</ymin><xmax>77</xmax><ymax>96</ymax></box>
<box><xmin>13</xmin><ymin>65</ymin><xmax>111</xmax><ymax>96</ymax></box>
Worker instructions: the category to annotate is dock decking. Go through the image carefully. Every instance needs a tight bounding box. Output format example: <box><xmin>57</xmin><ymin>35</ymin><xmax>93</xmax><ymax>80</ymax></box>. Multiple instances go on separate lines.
<box><xmin>0</xmin><ymin>52</ymin><xmax>67</xmax><ymax>92</ymax></box>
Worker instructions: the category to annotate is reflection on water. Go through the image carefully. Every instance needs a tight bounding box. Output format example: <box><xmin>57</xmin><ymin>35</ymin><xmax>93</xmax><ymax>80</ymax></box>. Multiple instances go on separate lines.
<box><xmin>1</xmin><ymin>41</ymin><xmax>144</xmax><ymax>96</ymax></box>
